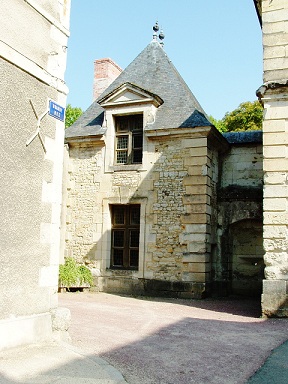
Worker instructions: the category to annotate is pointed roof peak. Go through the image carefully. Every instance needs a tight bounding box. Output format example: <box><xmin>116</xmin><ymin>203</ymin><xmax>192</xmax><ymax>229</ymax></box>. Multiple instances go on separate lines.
<box><xmin>151</xmin><ymin>21</ymin><xmax>165</xmax><ymax>47</ymax></box>
<box><xmin>66</xmin><ymin>33</ymin><xmax>211</xmax><ymax>140</ymax></box>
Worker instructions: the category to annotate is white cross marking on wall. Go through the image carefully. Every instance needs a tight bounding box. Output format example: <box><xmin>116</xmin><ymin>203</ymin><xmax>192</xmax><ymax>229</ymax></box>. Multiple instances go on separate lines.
<box><xmin>26</xmin><ymin>99</ymin><xmax>48</xmax><ymax>153</ymax></box>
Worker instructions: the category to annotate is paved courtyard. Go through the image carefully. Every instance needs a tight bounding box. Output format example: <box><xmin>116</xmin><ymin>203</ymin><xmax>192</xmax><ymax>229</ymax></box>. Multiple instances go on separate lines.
<box><xmin>59</xmin><ymin>292</ymin><xmax>288</xmax><ymax>384</ymax></box>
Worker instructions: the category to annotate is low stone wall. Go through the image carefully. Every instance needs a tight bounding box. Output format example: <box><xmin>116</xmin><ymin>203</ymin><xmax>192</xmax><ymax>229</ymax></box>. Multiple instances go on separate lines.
<box><xmin>94</xmin><ymin>276</ymin><xmax>209</xmax><ymax>299</ymax></box>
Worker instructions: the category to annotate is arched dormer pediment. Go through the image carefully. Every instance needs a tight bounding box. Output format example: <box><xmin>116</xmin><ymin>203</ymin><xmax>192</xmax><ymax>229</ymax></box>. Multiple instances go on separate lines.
<box><xmin>98</xmin><ymin>82</ymin><xmax>163</xmax><ymax>109</ymax></box>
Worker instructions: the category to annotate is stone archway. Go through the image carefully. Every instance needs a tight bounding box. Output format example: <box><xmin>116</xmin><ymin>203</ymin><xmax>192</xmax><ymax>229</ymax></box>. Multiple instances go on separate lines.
<box><xmin>229</xmin><ymin>219</ymin><xmax>264</xmax><ymax>296</ymax></box>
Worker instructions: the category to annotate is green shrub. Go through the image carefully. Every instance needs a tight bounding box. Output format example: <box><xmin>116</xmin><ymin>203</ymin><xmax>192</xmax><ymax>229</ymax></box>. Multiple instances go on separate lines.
<box><xmin>59</xmin><ymin>257</ymin><xmax>93</xmax><ymax>288</ymax></box>
<box><xmin>78</xmin><ymin>265</ymin><xmax>93</xmax><ymax>286</ymax></box>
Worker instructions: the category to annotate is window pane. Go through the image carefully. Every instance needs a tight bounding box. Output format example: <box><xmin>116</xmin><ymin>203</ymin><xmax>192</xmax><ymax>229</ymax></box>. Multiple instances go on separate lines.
<box><xmin>113</xmin><ymin>207</ymin><xmax>125</xmax><ymax>224</ymax></box>
<box><xmin>132</xmin><ymin>149</ymin><xmax>142</xmax><ymax>163</ymax></box>
<box><xmin>113</xmin><ymin>230</ymin><xmax>124</xmax><ymax>246</ymax></box>
<box><xmin>117</xmin><ymin>136</ymin><xmax>128</xmax><ymax>149</ymax></box>
<box><xmin>133</xmin><ymin>134</ymin><xmax>142</xmax><ymax>148</ymax></box>
<box><xmin>131</xmin><ymin>115</ymin><xmax>143</xmax><ymax>131</ymax></box>
<box><xmin>116</xmin><ymin>151</ymin><xmax>128</xmax><ymax>164</ymax></box>
<box><xmin>116</xmin><ymin>136</ymin><xmax>128</xmax><ymax>164</ymax></box>
<box><xmin>132</xmin><ymin>134</ymin><xmax>143</xmax><ymax>163</ymax></box>
<box><xmin>113</xmin><ymin>249</ymin><xmax>123</xmax><ymax>266</ymax></box>
<box><xmin>130</xmin><ymin>206</ymin><xmax>140</xmax><ymax>224</ymax></box>
<box><xmin>116</xmin><ymin>115</ymin><xmax>142</xmax><ymax>132</ymax></box>
<box><xmin>130</xmin><ymin>250</ymin><xmax>139</xmax><ymax>267</ymax></box>
<box><xmin>116</xmin><ymin>116</ymin><xmax>129</xmax><ymax>132</ymax></box>
<box><xmin>130</xmin><ymin>230</ymin><xmax>139</xmax><ymax>247</ymax></box>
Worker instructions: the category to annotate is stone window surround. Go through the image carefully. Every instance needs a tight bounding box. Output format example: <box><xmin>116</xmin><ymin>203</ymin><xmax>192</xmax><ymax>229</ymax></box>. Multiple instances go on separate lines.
<box><xmin>101</xmin><ymin>197</ymin><xmax>148</xmax><ymax>277</ymax></box>
<box><xmin>102</xmin><ymin>103</ymin><xmax>159</xmax><ymax>174</ymax></box>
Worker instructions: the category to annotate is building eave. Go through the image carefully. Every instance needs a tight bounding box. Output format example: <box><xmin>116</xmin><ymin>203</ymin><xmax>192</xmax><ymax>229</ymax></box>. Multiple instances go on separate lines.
<box><xmin>253</xmin><ymin>0</ymin><xmax>262</xmax><ymax>27</ymax></box>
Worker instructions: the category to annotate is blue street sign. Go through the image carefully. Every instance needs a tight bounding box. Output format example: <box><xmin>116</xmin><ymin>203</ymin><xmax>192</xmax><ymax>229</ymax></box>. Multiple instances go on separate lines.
<box><xmin>48</xmin><ymin>100</ymin><xmax>65</xmax><ymax>121</ymax></box>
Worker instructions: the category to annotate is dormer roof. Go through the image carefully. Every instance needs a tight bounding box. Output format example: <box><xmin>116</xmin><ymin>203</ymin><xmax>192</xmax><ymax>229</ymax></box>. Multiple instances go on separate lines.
<box><xmin>66</xmin><ymin>41</ymin><xmax>212</xmax><ymax>140</ymax></box>
<box><xmin>98</xmin><ymin>82</ymin><xmax>163</xmax><ymax>108</ymax></box>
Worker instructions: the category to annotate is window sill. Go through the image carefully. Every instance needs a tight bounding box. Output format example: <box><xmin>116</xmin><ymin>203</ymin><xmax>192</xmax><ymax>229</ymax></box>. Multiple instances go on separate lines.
<box><xmin>106</xmin><ymin>268</ymin><xmax>139</xmax><ymax>277</ymax></box>
<box><xmin>108</xmin><ymin>164</ymin><xmax>146</xmax><ymax>172</ymax></box>
<box><xmin>109</xmin><ymin>267</ymin><xmax>138</xmax><ymax>271</ymax></box>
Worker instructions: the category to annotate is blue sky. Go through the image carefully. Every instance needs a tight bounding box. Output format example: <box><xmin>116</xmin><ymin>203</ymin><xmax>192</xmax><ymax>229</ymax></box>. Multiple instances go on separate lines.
<box><xmin>65</xmin><ymin>0</ymin><xmax>262</xmax><ymax>120</ymax></box>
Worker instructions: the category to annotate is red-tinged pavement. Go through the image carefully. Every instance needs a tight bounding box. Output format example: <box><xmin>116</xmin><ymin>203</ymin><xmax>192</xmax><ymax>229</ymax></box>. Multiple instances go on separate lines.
<box><xmin>59</xmin><ymin>292</ymin><xmax>288</xmax><ymax>384</ymax></box>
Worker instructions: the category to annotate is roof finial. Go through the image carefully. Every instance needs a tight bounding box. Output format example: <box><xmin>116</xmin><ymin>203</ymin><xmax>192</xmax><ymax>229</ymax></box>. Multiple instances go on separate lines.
<box><xmin>153</xmin><ymin>21</ymin><xmax>159</xmax><ymax>41</ymax></box>
<box><xmin>159</xmin><ymin>29</ymin><xmax>165</xmax><ymax>47</ymax></box>
<box><xmin>152</xmin><ymin>21</ymin><xmax>165</xmax><ymax>47</ymax></box>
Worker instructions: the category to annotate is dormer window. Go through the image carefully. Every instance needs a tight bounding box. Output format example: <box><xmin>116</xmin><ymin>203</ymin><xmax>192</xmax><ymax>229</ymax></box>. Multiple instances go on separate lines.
<box><xmin>115</xmin><ymin>114</ymin><xmax>143</xmax><ymax>164</ymax></box>
<box><xmin>98</xmin><ymin>82</ymin><xmax>163</xmax><ymax>172</ymax></box>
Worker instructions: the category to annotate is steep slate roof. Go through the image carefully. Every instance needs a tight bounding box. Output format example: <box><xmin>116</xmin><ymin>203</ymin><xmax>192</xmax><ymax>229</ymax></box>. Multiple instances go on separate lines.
<box><xmin>66</xmin><ymin>40</ymin><xmax>212</xmax><ymax>140</ymax></box>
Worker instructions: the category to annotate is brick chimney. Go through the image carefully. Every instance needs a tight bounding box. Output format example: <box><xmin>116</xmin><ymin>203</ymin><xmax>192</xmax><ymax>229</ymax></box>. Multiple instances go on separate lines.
<box><xmin>93</xmin><ymin>58</ymin><xmax>122</xmax><ymax>101</ymax></box>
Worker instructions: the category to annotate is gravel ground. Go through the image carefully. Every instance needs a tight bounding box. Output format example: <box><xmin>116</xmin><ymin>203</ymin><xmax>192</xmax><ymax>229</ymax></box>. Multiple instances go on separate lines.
<box><xmin>59</xmin><ymin>292</ymin><xmax>288</xmax><ymax>384</ymax></box>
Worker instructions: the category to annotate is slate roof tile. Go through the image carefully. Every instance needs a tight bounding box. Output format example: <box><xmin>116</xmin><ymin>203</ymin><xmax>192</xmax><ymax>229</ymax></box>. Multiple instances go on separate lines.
<box><xmin>66</xmin><ymin>40</ymin><xmax>212</xmax><ymax>140</ymax></box>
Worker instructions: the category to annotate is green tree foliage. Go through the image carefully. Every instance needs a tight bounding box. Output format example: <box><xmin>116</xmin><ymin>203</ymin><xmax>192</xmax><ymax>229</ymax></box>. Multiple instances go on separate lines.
<box><xmin>65</xmin><ymin>104</ymin><xmax>83</xmax><ymax>128</ymax></box>
<box><xmin>208</xmin><ymin>115</ymin><xmax>227</xmax><ymax>133</ymax></box>
<box><xmin>210</xmin><ymin>101</ymin><xmax>263</xmax><ymax>133</ymax></box>
<box><xmin>221</xmin><ymin>101</ymin><xmax>263</xmax><ymax>132</ymax></box>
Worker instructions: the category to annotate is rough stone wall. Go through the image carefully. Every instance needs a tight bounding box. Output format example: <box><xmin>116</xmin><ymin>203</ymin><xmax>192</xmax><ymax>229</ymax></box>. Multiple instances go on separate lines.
<box><xmin>230</xmin><ymin>219</ymin><xmax>264</xmax><ymax>295</ymax></box>
<box><xmin>65</xmin><ymin>129</ymin><xmax>221</xmax><ymax>298</ymax></box>
<box><xmin>65</xmin><ymin>136</ymin><xmax>190</xmax><ymax>281</ymax></box>
<box><xmin>146</xmin><ymin>139</ymin><xmax>189</xmax><ymax>281</ymax></box>
<box><xmin>65</xmin><ymin>141</ymin><xmax>146</xmax><ymax>276</ymax></box>
<box><xmin>215</xmin><ymin>137</ymin><xmax>263</xmax><ymax>296</ymax></box>
<box><xmin>221</xmin><ymin>144</ymin><xmax>263</xmax><ymax>188</ymax></box>
<box><xmin>66</xmin><ymin>143</ymin><xmax>103</xmax><ymax>263</ymax></box>
<box><xmin>112</xmin><ymin>171</ymin><xmax>142</xmax><ymax>190</ymax></box>
<box><xmin>65</xmin><ymin>127</ymin><xmax>265</xmax><ymax>299</ymax></box>
<box><xmin>260</xmin><ymin>0</ymin><xmax>288</xmax><ymax>316</ymax></box>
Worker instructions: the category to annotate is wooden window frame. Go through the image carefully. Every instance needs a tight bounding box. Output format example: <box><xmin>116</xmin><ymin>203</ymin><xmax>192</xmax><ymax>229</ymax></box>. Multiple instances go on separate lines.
<box><xmin>114</xmin><ymin>114</ymin><xmax>143</xmax><ymax>165</ymax></box>
<box><xmin>110</xmin><ymin>204</ymin><xmax>140</xmax><ymax>269</ymax></box>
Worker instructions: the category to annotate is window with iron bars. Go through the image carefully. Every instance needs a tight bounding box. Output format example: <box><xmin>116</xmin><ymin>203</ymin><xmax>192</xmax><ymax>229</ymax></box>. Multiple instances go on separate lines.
<box><xmin>110</xmin><ymin>204</ymin><xmax>140</xmax><ymax>269</ymax></box>
<box><xmin>115</xmin><ymin>114</ymin><xmax>143</xmax><ymax>164</ymax></box>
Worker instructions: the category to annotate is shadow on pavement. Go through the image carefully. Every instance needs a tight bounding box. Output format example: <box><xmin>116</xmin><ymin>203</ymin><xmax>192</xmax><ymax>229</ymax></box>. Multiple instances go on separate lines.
<box><xmin>98</xmin><ymin>316</ymin><xmax>287</xmax><ymax>384</ymax></box>
<box><xmin>0</xmin><ymin>342</ymin><xmax>126</xmax><ymax>384</ymax></box>
<box><xmin>124</xmin><ymin>294</ymin><xmax>263</xmax><ymax>318</ymax></box>
<box><xmin>60</xmin><ymin>292</ymin><xmax>288</xmax><ymax>384</ymax></box>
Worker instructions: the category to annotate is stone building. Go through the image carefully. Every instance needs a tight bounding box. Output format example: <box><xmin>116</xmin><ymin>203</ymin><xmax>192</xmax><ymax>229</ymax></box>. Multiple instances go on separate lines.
<box><xmin>254</xmin><ymin>0</ymin><xmax>288</xmax><ymax>316</ymax></box>
<box><xmin>64</xmin><ymin>31</ymin><xmax>264</xmax><ymax>300</ymax></box>
<box><xmin>0</xmin><ymin>0</ymin><xmax>70</xmax><ymax>350</ymax></box>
